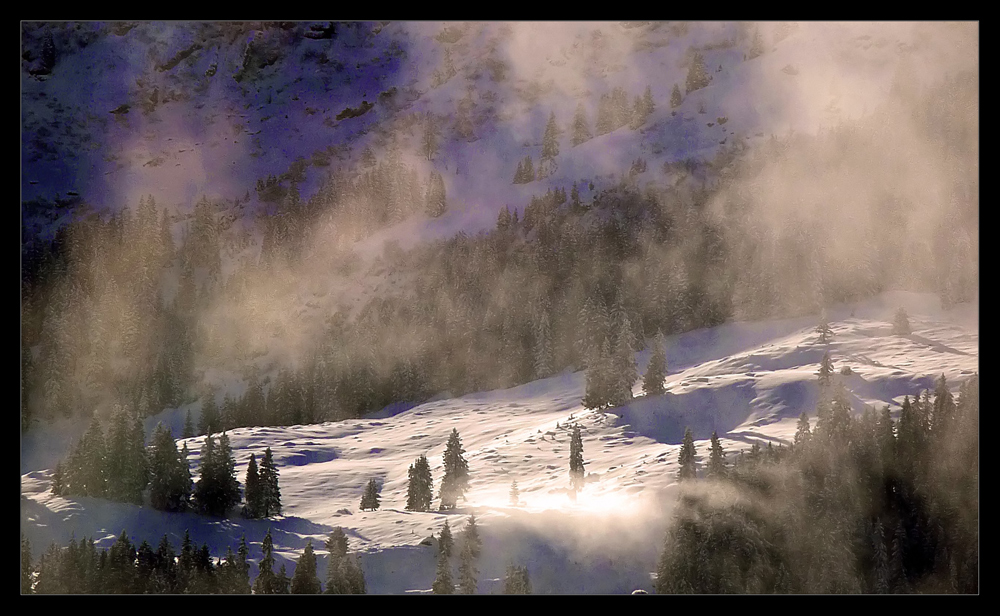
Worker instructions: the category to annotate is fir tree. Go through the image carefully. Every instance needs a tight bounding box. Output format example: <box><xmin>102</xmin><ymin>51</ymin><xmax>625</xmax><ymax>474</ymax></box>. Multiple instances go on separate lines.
<box><xmin>149</xmin><ymin>423</ymin><xmax>191</xmax><ymax>511</ymax></box>
<box><xmin>509</xmin><ymin>479</ymin><xmax>520</xmax><ymax>506</ymax></box>
<box><xmin>893</xmin><ymin>307</ymin><xmax>911</xmax><ymax>335</ymax></box>
<box><xmin>259</xmin><ymin>446</ymin><xmax>281</xmax><ymax>517</ymax></box>
<box><xmin>462</xmin><ymin>514</ymin><xmax>482</xmax><ymax>559</ymax></box>
<box><xmin>685</xmin><ymin>52</ymin><xmax>710</xmax><ymax>94</ymax></box>
<box><xmin>439</xmin><ymin>429</ymin><xmax>469</xmax><ymax>509</ymax></box>
<box><xmin>21</xmin><ymin>534</ymin><xmax>32</xmax><ymax>594</ymax></box>
<box><xmin>707</xmin><ymin>431</ymin><xmax>726</xmax><ymax>478</ymax></box>
<box><xmin>290</xmin><ymin>540</ymin><xmax>322</xmax><ymax>594</ymax></box>
<box><xmin>541</xmin><ymin>111</ymin><xmax>560</xmax><ymax>160</ymax></box>
<box><xmin>432</xmin><ymin>551</ymin><xmax>454</xmax><ymax>594</ymax></box>
<box><xmin>533</xmin><ymin>309</ymin><xmax>554</xmax><ymax>379</ymax></box>
<box><xmin>423</xmin><ymin>116</ymin><xmax>438</xmax><ymax>160</ymax></box>
<box><xmin>458</xmin><ymin>540</ymin><xmax>478</xmax><ymax>594</ymax></box>
<box><xmin>818</xmin><ymin>352</ymin><xmax>835</xmax><ymax>390</ymax></box>
<box><xmin>253</xmin><ymin>528</ymin><xmax>277</xmax><ymax>594</ymax></box>
<box><xmin>242</xmin><ymin>453</ymin><xmax>262</xmax><ymax>519</ymax></box>
<box><xmin>405</xmin><ymin>454</ymin><xmax>434</xmax><ymax>512</ymax></box>
<box><xmin>438</xmin><ymin>519</ymin><xmax>454</xmax><ymax>558</ymax></box>
<box><xmin>324</xmin><ymin>527</ymin><xmax>367</xmax><ymax>594</ymax></box>
<box><xmin>678</xmin><ymin>427</ymin><xmax>697</xmax><ymax>480</ymax></box>
<box><xmin>360</xmin><ymin>478</ymin><xmax>381</xmax><ymax>511</ymax></box>
<box><xmin>671</xmin><ymin>84</ymin><xmax>683</xmax><ymax>109</ymax></box>
<box><xmin>199</xmin><ymin>391</ymin><xmax>220</xmax><ymax>436</ymax></box>
<box><xmin>569</xmin><ymin>425</ymin><xmax>585</xmax><ymax>490</ymax></box>
<box><xmin>642</xmin><ymin>331</ymin><xmax>667</xmax><ymax>396</ymax></box>
<box><xmin>571</xmin><ymin>102</ymin><xmax>591</xmax><ymax>146</ymax></box>
<box><xmin>275</xmin><ymin>564</ymin><xmax>291</xmax><ymax>594</ymax></box>
<box><xmin>503</xmin><ymin>565</ymin><xmax>532</xmax><ymax>594</ymax></box>
<box><xmin>816</xmin><ymin>311</ymin><xmax>834</xmax><ymax>343</ymax></box>
<box><xmin>794</xmin><ymin>412</ymin><xmax>812</xmax><ymax>448</ymax></box>
<box><xmin>183</xmin><ymin>409</ymin><xmax>194</xmax><ymax>439</ymax></box>
<box><xmin>425</xmin><ymin>171</ymin><xmax>447</xmax><ymax>218</ymax></box>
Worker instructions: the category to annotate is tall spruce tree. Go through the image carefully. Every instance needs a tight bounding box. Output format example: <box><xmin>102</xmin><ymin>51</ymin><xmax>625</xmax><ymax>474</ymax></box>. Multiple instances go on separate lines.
<box><xmin>893</xmin><ymin>307</ymin><xmax>911</xmax><ymax>335</ymax></box>
<box><xmin>642</xmin><ymin>331</ymin><xmax>667</xmax><ymax>396</ymax></box>
<box><xmin>438</xmin><ymin>519</ymin><xmax>454</xmax><ymax>558</ymax></box>
<box><xmin>685</xmin><ymin>52</ymin><xmax>710</xmax><ymax>94</ymax></box>
<box><xmin>671</xmin><ymin>84</ymin><xmax>683</xmax><ymax>108</ymax></box>
<box><xmin>541</xmin><ymin>111</ymin><xmax>560</xmax><ymax>160</ymax></box>
<box><xmin>405</xmin><ymin>454</ymin><xmax>434</xmax><ymax>512</ymax></box>
<box><xmin>21</xmin><ymin>534</ymin><xmax>33</xmax><ymax>594</ymax></box>
<box><xmin>678</xmin><ymin>427</ymin><xmax>697</xmax><ymax>480</ymax></box>
<box><xmin>503</xmin><ymin>565</ymin><xmax>532</xmax><ymax>594</ymax></box>
<box><xmin>148</xmin><ymin>423</ymin><xmax>191</xmax><ymax>512</ymax></box>
<box><xmin>259</xmin><ymin>446</ymin><xmax>281</xmax><ymax>517</ymax></box>
<box><xmin>439</xmin><ymin>429</ymin><xmax>469</xmax><ymax>509</ymax></box>
<box><xmin>571</xmin><ymin>102</ymin><xmax>591</xmax><ymax>146</ymax></box>
<box><xmin>569</xmin><ymin>425</ymin><xmax>585</xmax><ymax>490</ymax></box>
<box><xmin>199</xmin><ymin>391</ymin><xmax>220</xmax><ymax>436</ymax></box>
<box><xmin>707</xmin><ymin>431</ymin><xmax>726</xmax><ymax>478</ymax></box>
<box><xmin>816</xmin><ymin>311</ymin><xmax>834</xmax><ymax>343</ymax></box>
<box><xmin>253</xmin><ymin>528</ymin><xmax>277</xmax><ymax>594</ymax></box>
<box><xmin>290</xmin><ymin>540</ymin><xmax>322</xmax><ymax>594</ymax></box>
<box><xmin>432</xmin><ymin>551</ymin><xmax>454</xmax><ymax>594</ymax></box>
<box><xmin>794</xmin><ymin>412</ymin><xmax>812</xmax><ymax>448</ymax></box>
<box><xmin>242</xmin><ymin>453</ymin><xmax>262</xmax><ymax>518</ymax></box>
<box><xmin>183</xmin><ymin>410</ymin><xmax>194</xmax><ymax>439</ymax></box>
<box><xmin>360</xmin><ymin>478</ymin><xmax>381</xmax><ymax>511</ymax></box>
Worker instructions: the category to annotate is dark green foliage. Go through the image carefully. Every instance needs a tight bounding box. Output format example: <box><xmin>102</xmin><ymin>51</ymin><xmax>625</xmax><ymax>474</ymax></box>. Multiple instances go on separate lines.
<box><xmin>360</xmin><ymin>478</ymin><xmax>381</xmax><ymax>511</ymax></box>
<box><xmin>406</xmin><ymin>454</ymin><xmax>434</xmax><ymax>511</ymax></box>
<box><xmin>21</xmin><ymin>534</ymin><xmax>33</xmax><ymax>594</ymax></box>
<box><xmin>438</xmin><ymin>519</ymin><xmax>454</xmax><ymax>558</ymax></box>
<box><xmin>541</xmin><ymin>111</ymin><xmax>560</xmax><ymax>160</ymax></box>
<box><xmin>458</xmin><ymin>540</ymin><xmax>478</xmax><ymax>594</ymax></box>
<box><xmin>513</xmin><ymin>155</ymin><xmax>535</xmax><ymax>184</ymax></box>
<box><xmin>678</xmin><ymin>427</ymin><xmax>697</xmax><ymax>481</ymax></box>
<box><xmin>183</xmin><ymin>410</ymin><xmax>194</xmax><ymax>439</ymax></box>
<box><xmin>685</xmin><ymin>52</ymin><xmax>710</xmax><ymax>94</ymax></box>
<box><xmin>569</xmin><ymin>425</ymin><xmax>585</xmax><ymax>490</ymax></box>
<box><xmin>252</xmin><ymin>528</ymin><xmax>279</xmax><ymax>594</ymax></box>
<box><xmin>199</xmin><ymin>392</ymin><xmax>220</xmax><ymax>436</ymax></box>
<box><xmin>817</xmin><ymin>352</ymin><xmax>834</xmax><ymax>389</ymax></box>
<box><xmin>259</xmin><ymin>447</ymin><xmax>281</xmax><ymax>517</ymax></box>
<box><xmin>503</xmin><ymin>565</ymin><xmax>531</xmax><ymax>594</ymax></box>
<box><xmin>708</xmin><ymin>431</ymin><xmax>727</xmax><ymax>478</ymax></box>
<box><xmin>642</xmin><ymin>332</ymin><xmax>667</xmax><ymax>396</ymax></box>
<box><xmin>893</xmin><ymin>307</ymin><xmax>912</xmax><ymax>335</ymax></box>
<box><xmin>671</xmin><ymin>84</ymin><xmax>683</xmax><ymax>108</ymax></box>
<box><xmin>290</xmin><ymin>541</ymin><xmax>321</xmax><ymax>594</ymax></box>
<box><xmin>242</xmin><ymin>453</ymin><xmax>262</xmax><ymax>518</ymax></box>
<box><xmin>193</xmin><ymin>432</ymin><xmax>240</xmax><ymax>517</ymax></box>
<box><xmin>571</xmin><ymin>102</ymin><xmax>591</xmax><ymax>146</ymax></box>
<box><xmin>657</xmin><ymin>375</ymin><xmax>979</xmax><ymax>593</ymax></box>
<box><xmin>324</xmin><ymin>528</ymin><xmax>366</xmax><ymax>594</ymax></box>
<box><xmin>439</xmin><ymin>429</ymin><xmax>469</xmax><ymax>509</ymax></box>
<box><xmin>147</xmin><ymin>423</ymin><xmax>189</xmax><ymax>511</ymax></box>
<box><xmin>794</xmin><ymin>412</ymin><xmax>812</xmax><ymax>448</ymax></box>
<box><xmin>432</xmin><ymin>551</ymin><xmax>454</xmax><ymax>594</ymax></box>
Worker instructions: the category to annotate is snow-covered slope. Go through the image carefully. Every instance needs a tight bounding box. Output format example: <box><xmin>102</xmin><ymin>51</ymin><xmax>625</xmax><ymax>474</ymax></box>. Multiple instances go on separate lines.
<box><xmin>19</xmin><ymin>291</ymin><xmax>978</xmax><ymax>593</ymax></box>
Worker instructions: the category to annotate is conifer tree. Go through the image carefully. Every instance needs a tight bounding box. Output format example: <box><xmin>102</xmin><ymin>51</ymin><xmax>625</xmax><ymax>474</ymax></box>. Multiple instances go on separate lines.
<box><xmin>893</xmin><ymin>307</ymin><xmax>911</xmax><ymax>335</ymax></box>
<box><xmin>533</xmin><ymin>309</ymin><xmax>554</xmax><ymax>379</ymax></box>
<box><xmin>149</xmin><ymin>423</ymin><xmax>191</xmax><ymax>511</ymax></box>
<box><xmin>671</xmin><ymin>84</ymin><xmax>683</xmax><ymax>108</ymax></box>
<box><xmin>438</xmin><ymin>519</ymin><xmax>454</xmax><ymax>558</ymax></box>
<box><xmin>462</xmin><ymin>514</ymin><xmax>482</xmax><ymax>559</ymax></box>
<box><xmin>275</xmin><ymin>564</ymin><xmax>291</xmax><ymax>594</ymax></box>
<box><xmin>642</xmin><ymin>331</ymin><xmax>668</xmax><ymax>396</ymax></box>
<box><xmin>425</xmin><ymin>171</ymin><xmax>447</xmax><ymax>218</ymax></box>
<box><xmin>794</xmin><ymin>412</ymin><xmax>812</xmax><ymax>448</ymax></box>
<box><xmin>458</xmin><ymin>540</ymin><xmax>478</xmax><ymax>594</ymax></box>
<box><xmin>360</xmin><ymin>478</ymin><xmax>381</xmax><ymax>511</ymax></box>
<box><xmin>541</xmin><ymin>111</ymin><xmax>560</xmax><ymax>160</ymax></box>
<box><xmin>21</xmin><ymin>534</ymin><xmax>32</xmax><ymax>594</ymax></box>
<box><xmin>569</xmin><ymin>425</ymin><xmax>585</xmax><ymax>490</ymax></box>
<box><xmin>199</xmin><ymin>391</ymin><xmax>220</xmax><ymax>436</ymax></box>
<box><xmin>642</xmin><ymin>85</ymin><xmax>655</xmax><ymax>116</ymax></box>
<box><xmin>259</xmin><ymin>446</ymin><xmax>281</xmax><ymax>517</ymax></box>
<box><xmin>509</xmin><ymin>479</ymin><xmax>520</xmax><ymax>506</ymax></box>
<box><xmin>439</xmin><ymin>429</ymin><xmax>469</xmax><ymax>509</ymax></box>
<box><xmin>423</xmin><ymin>116</ymin><xmax>438</xmax><ymax>161</ymax></box>
<box><xmin>816</xmin><ymin>311</ymin><xmax>834</xmax><ymax>343</ymax></box>
<box><xmin>678</xmin><ymin>427</ymin><xmax>697</xmax><ymax>480</ymax></box>
<box><xmin>432</xmin><ymin>551</ymin><xmax>454</xmax><ymax>594</ymax></box>
<box><xmin>183</xmin><ymin>409</ymin><xmax>194</xmax><ymax>439</ymax></box>
<box><xmin>707</xmin><ymin>431</ymin><xmax>726</xmax><ymax>478</ymax></box>
<box><xmin>818</xmin><ymin>352</ymin><xmax>835</xmax><ymax>390</ymax></box>
<box><xmin>406</xmin><ymin>454</ymin><xmax>434</xmax><ymax>512</ymax></box>
<box><xmin>253</xmin><ymin>528</ymin><xmax>277</xmax><ymax>594</ymax></box>
<box><xmin>324</xmin><ymin>527</ymin><xmax>367</xmax><ymax>594</ymax></box>
<box><xmin>290</xmin><ymin>540</ymin><xmax>322</xmax><ymax>594</ymax></box>
<box><xmin>503</xmin><ymin>565</ymin><xmax>531</xmax><ymax>594</ymax></box>
<box><xmin>243</xmin><ymin>453</ymin><xmax>262</xmax><ymax>519</ymax></box>
<box><xmin>571</xmin><ymin>102</ymin><xmax>592</xmax><ymax>146</ymax></box>
<box><xmin>685</xmin><ymin>52</ymin><xmax>710</xmax><ymax>94</ymax></box>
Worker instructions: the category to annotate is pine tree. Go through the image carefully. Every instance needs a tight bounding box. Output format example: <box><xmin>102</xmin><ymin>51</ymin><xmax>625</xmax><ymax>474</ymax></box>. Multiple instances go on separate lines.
<box><xmin>642</xmin><ymin>331</ymin><xmax>667</xmax><ymax>396</ymax></box>
<box><xmin>21</xmin><ymin>534</ymin><xmax>33</xmax><ymax>594</ymax></box>
<box><xmin>323</xmin><ymin>527</ymin><xmax>366</xmax><ymax>594</ymax></box>
<box><xmin>794</xmin><ymin>412</ymin><xmax>812</xmax><ymax>448</ymax></box>
<box><xmin>406</xmin><ymin>454</ymin><xmax>434</xmax><ymax>512</ymax></box>
<box><xmin>290</xmin><ymin>540</ymin><xmax>322</xmax><ymax>594</ymax></box>
<box><xmin>893</xmin><ymin>307</ymin><xmax>911</xmax><ymax>335</ymax></box>
<box><xmin>423</xmin><ymin>116</ymin><xmax>438</xmax><ymax>160</ymax></box>
<box><xmin>461</xmin><ymin>514</ymin><xmax>482</xmax><ymax>559</ymax></box>
<box><xmin>569</xmin><ymin>425</ymin><xmax>585</xmax><ymax>490</ymax></box>
<box><xmin>671</xmin><ymin>84</ymin><xmax>683</xmax><ymax>109</ymax></box>
<box><xmin>253</xmin><ymin>528</ymin><xmax>277</xmax><ymax>594</ymax></box>
<box><xmin>533</xmin><ymin>309</ymin><xmax>553</xmax><ymax>379</ymax></box>
<box><xmin>199</xmin><ymin>391</ymin><xmax>220</xmax><ymax>436</ymax></box>
<box><xmin>259</xmin><ymin>446</ymin><xmax>281</xmax><ymax>517</ymax></box>
<box><xmin>275</xmin><ymin>564</ymin><xmax>291</xmax><ymax>594</ymax></box>
<box><xmin>541</xmin><ymin>111</ymin><xmax>560</xmax><ymax>160</ymax></box>
<box><xmin>149</xmin><ymin>423</ymin><xmax>191</xmax><ymax>511</ymax></box>
<box><xmin>242</xmin><ymin>453</ymin><xmax>262</xmax><ymax>518</ymax></box>
<box><xmin>509</xmin><ymin>479</ymin><xmax>520</xmax><ymax>506</ymax></box>
<box><xmin>360</xmin><ymin>478</ymin><xmax>381</xmax><ymax>511</ymax></box>
<box><xmin>439</xmin><ymin>428</ymin><xmax>469</xmax><ymax>509</ymax></box>
<box><xmin>425</xmin><ymin>171</ymin><xmax>447</xmax><ymax>217</ymax></box>
<box><xmin>642</xmin><ymin>85</ymin><xmax>655</xmax><ymax>116</ymax></box>
<box><xmin>685</xmin><ymin>52</ymin><xmax>710</xmax><ymax>94</ymax></box>
<box><xmin>816</xmin><ymin>311</ymin><xmax>833</xmax><ymax>343</ymax></box>
<box><xmin>183</xmin><ymin>410</ymin><xmax>194</xmax><ymax>439</ymax></box>
<box><xmin>818</xmin><ymin>352</ymin><xmax>835</xmax><ymax>390</ymax></box>
<box><xmin>678</xmin><ymin>427</ymin><xmax>697</xmax><ymax>480</ymax></box>
<box><xmin>432</xmin><ymin>551</ymin><xmax>454</xmax><ymax>594</ymax></box>
<box><xmin>503</xmin><ymin>565</ymin><xmax>531</xmax><ymax>594</ymax></box>
<box><xmin>707</xmin><ymin>431</ymin><xmax>726</xmax><ymax>478</ymax></box>
<box><xmin>458</xmin><ymin>540</ymin><xmax>478</xmax><ymax>594</ymax></box>
<box><xmin>571</xmin><ymin>102</ymin><xmax>591</xmax><ymax>146</ymax></box>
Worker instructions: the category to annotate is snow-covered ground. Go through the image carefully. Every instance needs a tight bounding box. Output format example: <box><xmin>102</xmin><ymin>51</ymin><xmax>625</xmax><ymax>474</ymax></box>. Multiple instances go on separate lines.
<box><xmin>19</xmin><ymin>290</ymin><xmax>978</xmax><ymax>593</ymax></box>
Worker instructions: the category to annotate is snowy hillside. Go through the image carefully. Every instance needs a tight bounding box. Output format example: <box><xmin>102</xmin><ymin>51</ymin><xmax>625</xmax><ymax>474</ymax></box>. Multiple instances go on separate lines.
<box><xmin>20</xmin><ymin>291</ymin><xmax>978</xmax><ymax>593</ymax></box>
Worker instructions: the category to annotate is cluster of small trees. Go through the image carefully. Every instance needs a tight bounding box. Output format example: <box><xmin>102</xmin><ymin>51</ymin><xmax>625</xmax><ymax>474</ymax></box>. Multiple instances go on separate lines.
<box><xmin>53</xmin><ymin>419</ymin><xmax>281</xmax><ymax>520</ymax></box>
<box><xmin>431</xmin><ymin>516</ymin><xmax>482</xmax><ymax>594</ymax></box>
<box><xmin>581</xmin><ymin>296</ymin><xmax>639</xmax><ymax>410</ymax></box>
<box><xmin>403</xmin><ymin>429</ymin><xmax>470</xmax><ymax>512</ymax></box>
<box><xmin>22</xmin><ymin>526</ymin><xmax>367</xmax><ymax>595</ymax></box>
<box><xmin>657</xmin><ymin>371</ymin><xmax>979</xmax><ymax>593</ymax></box>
